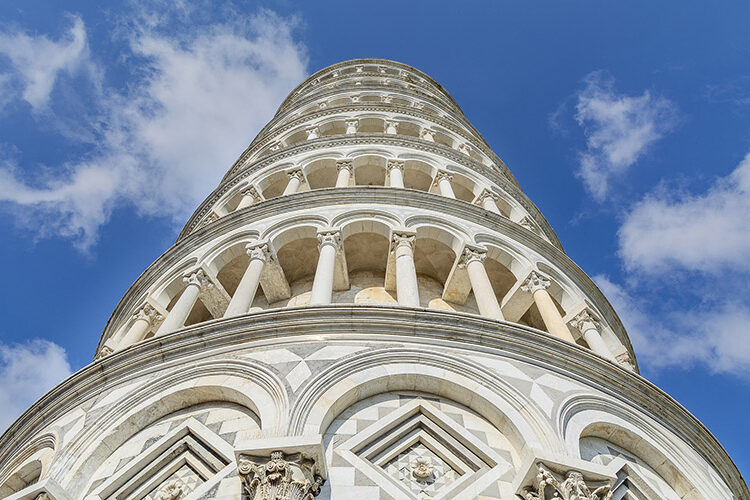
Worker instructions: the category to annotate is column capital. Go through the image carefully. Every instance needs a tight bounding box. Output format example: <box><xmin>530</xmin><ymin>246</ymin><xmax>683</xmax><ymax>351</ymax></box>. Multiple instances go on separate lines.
<box><xmin>570</xmin><ymin>309</ymin><xmax>601</xmax><ymax>333</ymax></box>
<box><xmin>287</xmin><ymin>169</ymin><xmax>304</xmax><ymax>180</ymax></box>
<box><xmin>520</xmin><ymin>271</ymin><xmax>551</xmax><ymax>294</ymax></box>
<box><xmin>434</xmin><ymin>170</ymin><xmax>453</xmax><ymax>184</ymax></box>
<box><xmin>459</xmin><ymin>246</ymin><xmax>487</xmax><ymax>268</ymax></box>
<box><xmin>269</xmin><ymin>141</ymin><xmax>281</xmax><ymax>151</ymax></box>
<box><xmin>132</xmin><ymin>303</ymin><xmax>163</xmax><ymax>325</ymax></box>
<box><xmin>317</xmin><ymin>229</ymin><xmax>342</xmax><ymax>250</ymax></box>
<box><xmin>240</xmin><ymin>185</ymin><xmax>261</xmax><ymax>200</ymax></box>
<box><xmin>412</xmin><ymin>101</ymin><xmax>424</xmax><ymax>110</ymax></box>
<box><xmin>183</xmin><ymin>268</ymin><xmax>211</xmax><ymax>289</ymax></box>
<box><xmin>420</xmin><ymin>128</ymin><xmax>436</xmax><ymax>141</ymax></box>
<box><xmin>387</xmin><ymin>159</ymin><xmax>404</xmax><ymax>172</ymax></box>
<box><xmin>246</xmin><ymin>241</ymin><xmax>272</xmax><ymax>262</ymax></box>
<box><xmin>350</xmin><ymin>93</ymin><xmax>361</xmax><ymax>103</ymax></box>
<box><xmin>305</xmin><ymin>126</ymin><xmax>320</xmax><ymax>138</ymax></box>
<box><xmin>382</xmin><ymin>95</ymin><xmax>393</xmax><ymax>103</ymax></box>
<box><xmin>521</xmin><ymin>463</ymin><xmax>612</xmax><ymax>500</ymax></box>
<box><xmin>391</xmin><ymin>230</ymin><xmax>416</xmax><ymax>250</ymax></box>
<box><xmin>238</xmin><ymin>450</ymin><xmax>325</xmax><ymax>500</ymax></box>
<box><xmin>96</xmin><ymin>345</ymin><xmax>114</xmax><ymax>360</ymax></box>
<box><xmin>385</xmin><ymin>119</ymin><xmax>399</xmax><ymax>130</ymax></box>
<box><xmin>336</xmin><ymin>159</ymin><xmax>353</xmax><ymax>172</ymax></box>
<box><xmin>476</xmin><ymin>189</ymin><xmax>499</xmax><ymax>203</ymax></box>
<box><xmin>345</xmin><ymin>119</ymin><xmax>359</xmax><ymax>127</ymax></box>
<box><xmin>458</xmin><ymin>142</ymin><xmax>472</xmax><ymax>155</ymax></box>
<box><xmin>317</xmin><ymin>100</ymin><xmax>327</xmax><ymax>109</ymax></box>
<box><xmin>519</xmin><ymin>216</ymin><xmax>537</xmax><ymax>232</ymax></box>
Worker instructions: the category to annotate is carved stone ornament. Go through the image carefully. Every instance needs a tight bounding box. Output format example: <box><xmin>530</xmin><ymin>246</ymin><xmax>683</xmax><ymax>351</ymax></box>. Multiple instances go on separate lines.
<box><xmin>96</xmin><ymin>346</ymin><xmax>114</xmax><ymax>359</ymax></box>
<box><xmin>34</xmin><ymin>494</ymin><xmax>50</xmax><ymax>500</ymax></box>
<box><xmin>410</xmin><ymin>456</ymin><xmax>434</xmax><ymax>481</ymax></box>
<box><xmin>519</xmin><ymin>216</ymin><xmax>537</xmax><ymax>232</ymax></box>
<box><xmin>287</xmin><ymin>169</ymin><xmax>304</xmax><ymax>180</ymax></box>
<box><xmin>520</xmin><ymin>463</ymin><xmax>612</xmax><ymax>500</ymax></box>
<box><xmin>570</xmin><ymin>309</ymin><xmax>600</xmax><ymax>333</ymax></box>
<box><xmin>391</xmin><ymin>232</ymin><xmax>416</xmax><ymax>250</ymax></box>
<box><xmin>434</xmin><ymin>171</ymin><xmax>453</xmax><ymax>184</ymax></box>
<box><xmin>133</xmin><ymin>303</ymin><xmax>163</xmax><ymax>325</ymax></box>
<box><xmin>241</xmin><ymin>186</ymin><xmax>261</xmax><ymax>201</ymax></box>
<box><xmin>317</xmin><ymin>230</ymin><xmax>342</xmax><ymax>250</ymax></box>
<box><xmin>520</xmin><ymin>271</ymin><xmax>551</xmax><ymax>294</ymax></box>
<box><xmin>183</xmin><ymin>268</ymin><xmax>212</xmax><ymax>289</ymax></box>
<box><xmin>336</xmin><ymin>160</ymin><xmax>353</xmax><ymax>172</ymax></box>
<box><xmin>201</xmin><ymin>212</ymin><xmax>219</xmax><ymax>226</ymax></box>
<box><xmin>238</xmin><ymin>450</ymin><xmax>324</xmax><ymax>500</ymax></box>
<box><xmin>459</xmin><ymin>247</ymin><xmax>487</xmax><ymax>267</ymax></box>
<box><xmin>387</xmin><ymin>159</ymin><xmax>405</xmax><ymax>172</ymax></box>
<box><xmin>155</xmin><ymin>479</ymin><xmax>183</xmax><ymax>500</ymax></box>
<box><xmin>246</xmin><ymin>242</ymin><xmax>272</xmax><ymax>262</ymax></box>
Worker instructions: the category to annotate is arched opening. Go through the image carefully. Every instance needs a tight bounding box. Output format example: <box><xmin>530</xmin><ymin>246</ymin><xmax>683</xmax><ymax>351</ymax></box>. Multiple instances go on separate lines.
<box><xmin>401</xmin><ymin>159</ymin><xmax>434</xmax><ymax>191</ymax></box>
<box><xmin>352</xmin><ymin>156</ymin><xmax>386</xmax><ymax>186</ymax></box>
<box><xmin>273</xmin><ymin>226</ymin><xmax>321</xmax><ymax>307</ymax></box>
<box><xmin>305</xmin><ymin>158</ymin><xmax>339</xmax><ymax>189</ymax></box>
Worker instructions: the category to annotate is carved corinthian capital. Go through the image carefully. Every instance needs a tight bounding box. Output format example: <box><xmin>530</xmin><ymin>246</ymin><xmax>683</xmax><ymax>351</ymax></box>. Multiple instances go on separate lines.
<box><xmin>317</xmin><ymin>230</ymin><xmax>342</xmax><ymax>250</ymax></box>
<box><xmin>183</xmin><ymin>268</ymin><xmax>211</xmax><ymax>289</ymax></box>
<box><xmin>238</xmin><ymin>450</ymin><xmax>325</xmax><ymax>500</ymax></box>
<box><xmin>246</xmin><ymin>242</ymin><xmax>272</xmax><ymax>262</ymax></box>
<box><xmin>520</xmin><ymin>271</ymin><xmax>551</xmax><ymax>294</ymax></box>
<box><xmin>459</xmin><ymin>246</ymin><xmax>487</xmax><ymax>267</ymax></box>
<box><xmin>133</xmin><ymin>303</ymin><xmax>163</xmax><ymax>325</ymax></box>
<box><xmin>521</xmin><ymin>463</ymin><xmax>612</xmax><ymax>500</ymax></box>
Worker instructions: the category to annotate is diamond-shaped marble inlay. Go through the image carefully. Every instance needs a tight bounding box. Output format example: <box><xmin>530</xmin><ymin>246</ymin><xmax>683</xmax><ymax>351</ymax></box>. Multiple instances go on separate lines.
<box><xmin>145</xmin><ymin>464</ymin><xmax>203</xmax><ymax>500</ymax></box>
<box><xmin>383</xmin><ymin>442</ymin><xmax>459</xmax><ymax>498</ymax></box>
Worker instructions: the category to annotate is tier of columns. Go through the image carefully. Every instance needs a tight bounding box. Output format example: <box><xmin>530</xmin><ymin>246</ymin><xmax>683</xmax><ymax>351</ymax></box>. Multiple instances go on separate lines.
<box><xmin>112</xmin><ymin>231</ymin><xmax>614</xmax><ymax>363</ymax></box>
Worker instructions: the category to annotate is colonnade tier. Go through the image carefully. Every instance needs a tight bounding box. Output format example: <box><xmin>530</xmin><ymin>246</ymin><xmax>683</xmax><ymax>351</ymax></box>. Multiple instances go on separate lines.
<box><xmin>235</xmin><ymin>103</ymin><xmax>500</xmax><ymax>173</ymax></box>
<box><xmin>97</xmin><ymin>188</ymin><xmax>637</xmax><ymax>370</ymax></box>
<box><xmin>181</xmin><ymin>135</ymin><xmax>558</xmax><ymax>246</ymax></box>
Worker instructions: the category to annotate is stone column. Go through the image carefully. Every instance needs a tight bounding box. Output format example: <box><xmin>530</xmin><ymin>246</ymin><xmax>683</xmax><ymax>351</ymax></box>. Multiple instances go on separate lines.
<box><xmin>335</xmin><ymin>160</ymin><xmax>353</xmax><ymax>187</ymax></box>
<box><xmin>521</xmin><ymin>271</ymin><xmax>575</xmax><ymax>342</ymax></box>
<box><xmin>570</xmin><ymin>310</ymin><xmax>617</xmax><ymax>361</ymax></box>
<box><xmin>305</xmin><ymin>126</ymin><xmax>319</xmax><ymax>140</ymax></box>
<box><xmin>385</xmin><ymin>120</ymin><xmax>399</xmax><ymax>135</ymax></box>
<box><xmin>387</xmin><ymin>160</ymin><xmax>405</xmax><ymax>188</ymax></box>
<box><xmin>345</xmin><ymin>119</ymin><xmax>359</xmax><ymax>135</ymax></box>
<box><xmin>156</xmin><ymin>269</ymin><xmax>209</xmax><ymax>336</ymax></box>
<box><xmin>117</xmin><ymin>303</ymin><xmax>163</xmax><ymax>349</ymax></box>
<box><xmin>224</xmin><ymin>242</ymin><xmax>271</xmax><ymax>318</ymax></box>
<box><xmin>392</xmin><ymin>231</ymin><xmax>420</xmax><ymax>307</ymax></box>
<box><xmin>283</xmin><ymin>170</ymin><xmax>304</xmax><ymax>195</ymax></box>
<box><xmin>475</xmin><ymin>189</ymin><xmax>501</xmax><ymax>214</ymax></box>
<box><xmin>236</xmin><ymin>186</ymin><xmax>261</xmax><ymax>210</ymax></box>
<box><xmin>461</xmin><ymin>247</ymin><xmax>504</xmax><ymax>320</ymax></box>
<box><xmin>310</xmin><ymin>230</ymin><xmax>342</xmax><ymax>305</ymax></box>
<box><xmin>434</xmin><ymin>171</ymin><xmax>456</xmax><ymax>198</ymax></box>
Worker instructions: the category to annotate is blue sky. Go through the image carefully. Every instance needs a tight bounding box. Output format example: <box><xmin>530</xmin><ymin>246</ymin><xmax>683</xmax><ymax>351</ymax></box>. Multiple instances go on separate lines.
<box><xmin>0</xmin><ymin>0</ymin><xmax>749</xmax><ymax>481</ymax></box>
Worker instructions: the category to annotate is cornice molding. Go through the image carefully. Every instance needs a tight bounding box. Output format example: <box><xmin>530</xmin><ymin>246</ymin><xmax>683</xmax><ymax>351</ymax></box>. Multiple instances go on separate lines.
<box><xmin>2</xmin><ymin>307</ymin><xmax>744</xmax><ymax>499</ymax></box>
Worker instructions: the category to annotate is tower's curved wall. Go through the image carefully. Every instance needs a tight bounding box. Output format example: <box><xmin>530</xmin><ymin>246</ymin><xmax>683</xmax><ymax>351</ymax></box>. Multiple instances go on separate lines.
<box><xmin>0</xmin><ymin>59</ymin><xmax>745</xmax><ymax>500</ymax></box>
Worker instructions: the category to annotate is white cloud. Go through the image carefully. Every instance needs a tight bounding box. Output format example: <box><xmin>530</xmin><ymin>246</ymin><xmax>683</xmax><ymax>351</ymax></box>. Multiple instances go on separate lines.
<box><xmin>595</xmin><ymin>275</ymin><xmax>750</xmax><ymax>378</ymax></box>
<box><xmin>0</xmin><ymin>10</ymin><xmax>308</xmax><ymax>249</ymax></box>
<box><xmin>574</xmin><ymin>72</ymin><xmax>678</xmax><ymax>200</ymax></box>
<box><xmin>0</xmin><ymin>340</ymin><xmax>72</xmax><ymax>432</ymax></box>
<box><xmin>0</xmin><ymin>15</ymin><xmax>93</xmax><ymax>111</ymax></box>
<box><xmin>618</xmin><ymin>152</ymin><xmax>750</xmax><ymax>274</ymax></box>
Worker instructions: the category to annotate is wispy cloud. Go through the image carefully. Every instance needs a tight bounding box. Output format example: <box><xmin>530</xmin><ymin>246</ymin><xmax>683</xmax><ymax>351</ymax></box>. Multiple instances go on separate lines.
<box><xmin>574</xmin><ymin>72</ymin><xmax>678</xmax><ymax>200</ymax></box>
<box><xmin>0</xmin><ymin>340</ymin><xmax>72</xmax><ymax>433</ymax></box>
<box><xmin>595</xmin><ymin>275</ymin><xmax>750</xmax><ymax>379</ymax></box>
<box><xmin>618</xmin><ymin>152</ymin><xmax>750</xmax><ymax>274</ymax></box>
<box><xmin>0</xmin><ymin>9</ymin><xmax>308</xmax><ymax>250</ymax></box>
<box><xmin>0</xmin><ymin>15</ymin><xmax>95</xmax><ymax>111</ymax></box>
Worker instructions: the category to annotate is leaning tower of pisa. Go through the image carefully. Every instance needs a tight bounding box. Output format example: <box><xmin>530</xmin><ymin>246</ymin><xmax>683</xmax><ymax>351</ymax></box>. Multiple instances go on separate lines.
<box><xmin>0</xmin><ymin>59</ymin><xmax>746</xmax><ymax>500</ymax></box>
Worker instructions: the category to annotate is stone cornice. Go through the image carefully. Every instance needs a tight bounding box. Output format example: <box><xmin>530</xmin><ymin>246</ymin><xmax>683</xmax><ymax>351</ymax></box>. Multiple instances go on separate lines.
<box><xmin>2</xmin><ymin>307</ymin><xmax>745</xmax><ymax>498</ymax></box>
<box><xmin>99</xmin><ymin>189</ymin><xmax>629</xmax><ymax>359</ymax></box>
<box><xmin>236</xmin><ymin>104</ymin><xmax>498</xmax><ymax>174</ymax></box>
<box><xmin>187</xmin><ymin>136</ymin><xmax>542</xmax><ymax>241</ymax></box>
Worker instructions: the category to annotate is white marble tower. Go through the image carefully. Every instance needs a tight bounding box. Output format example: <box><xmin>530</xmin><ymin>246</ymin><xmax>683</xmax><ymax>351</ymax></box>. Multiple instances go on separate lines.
<box><xmin>0</xmin><ymin>59</ymin><xmax>746</xmax><ymax>500</ymax></box>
